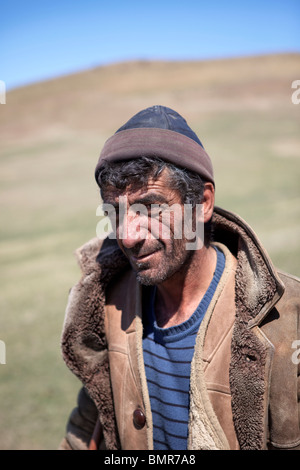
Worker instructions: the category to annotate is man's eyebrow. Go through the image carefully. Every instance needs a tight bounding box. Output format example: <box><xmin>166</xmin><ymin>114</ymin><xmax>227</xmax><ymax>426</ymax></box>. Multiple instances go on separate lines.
<box><xmin>102</xmin><ymin>192</ymin><xmax>169</xmax><ymax>207</ymax></box>
<box><xmin>133</xmin><ymin>193</ymin><xmax>169</xmax><ymax>205</ymax></box>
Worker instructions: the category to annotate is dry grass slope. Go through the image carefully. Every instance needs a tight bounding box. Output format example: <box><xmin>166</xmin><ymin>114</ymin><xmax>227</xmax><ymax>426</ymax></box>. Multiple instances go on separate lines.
<box><xmin>0</xmin><ymin>53</ymin><xmax>299</xmax><ymax>449</ymax></box>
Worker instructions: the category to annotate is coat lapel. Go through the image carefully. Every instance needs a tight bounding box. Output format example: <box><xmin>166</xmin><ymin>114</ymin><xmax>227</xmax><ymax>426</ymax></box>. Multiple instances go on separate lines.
<box><xmin>61</xmin><ymin>237</ymin><xmax>129</xmax><ymax>450</ymax></box>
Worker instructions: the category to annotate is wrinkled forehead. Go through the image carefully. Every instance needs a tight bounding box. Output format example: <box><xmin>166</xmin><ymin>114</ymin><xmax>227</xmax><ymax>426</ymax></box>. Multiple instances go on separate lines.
<box><xmin>102</xmin><ymin>170</ymin><xmax>182</xmax><ymax>206</ymax></box>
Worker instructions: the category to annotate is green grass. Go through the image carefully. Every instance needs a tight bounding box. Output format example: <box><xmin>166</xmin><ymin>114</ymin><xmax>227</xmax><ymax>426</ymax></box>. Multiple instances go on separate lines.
<box><xmin>0</xmin><ymin>55</ymin><xmax>299</xmax><ymax>449</ymax></box>
<box><xmin>0</xmin><ymin>135</ymin><xmax>100</xmax><ymax>449</ymax></box>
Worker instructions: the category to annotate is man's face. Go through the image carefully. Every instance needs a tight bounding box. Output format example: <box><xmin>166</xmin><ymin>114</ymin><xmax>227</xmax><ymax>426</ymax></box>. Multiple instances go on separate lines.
<box><xmin>102</xmin><ymin>171</ymin><xmax>198</xmax><ymax>286</ymax></box>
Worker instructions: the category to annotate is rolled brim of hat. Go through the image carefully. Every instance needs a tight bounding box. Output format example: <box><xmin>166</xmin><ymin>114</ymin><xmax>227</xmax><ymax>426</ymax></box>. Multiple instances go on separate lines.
<box><xmin>95</xmin><ymin>127</ymin><xmax>214</xmax><ymax>185</ymax></box>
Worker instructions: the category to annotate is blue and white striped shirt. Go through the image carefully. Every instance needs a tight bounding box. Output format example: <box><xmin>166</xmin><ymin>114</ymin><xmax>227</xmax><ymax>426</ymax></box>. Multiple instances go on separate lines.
<box><xmin>142</xmin><ymin>247</ymin><xmax>225</xmax><ymax>450</ymax></box>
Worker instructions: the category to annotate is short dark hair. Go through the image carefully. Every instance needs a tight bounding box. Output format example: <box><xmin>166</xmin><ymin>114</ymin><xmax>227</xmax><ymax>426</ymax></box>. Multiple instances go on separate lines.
<box><xmin>96</xmin><ymin>156</ymin><xmax>213</xmax><ymax>245</ymax></box>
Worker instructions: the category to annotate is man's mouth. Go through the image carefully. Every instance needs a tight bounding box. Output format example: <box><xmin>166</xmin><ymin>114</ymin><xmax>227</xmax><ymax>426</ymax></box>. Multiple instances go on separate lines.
<box><xmin>131</xmin><ymin>250</ymin><xmax>158</xmax><ymax>263</ymax></box>
<box><xmin>125</xmin><ymin>243</ymin><xmax>163</xmax><ymax>266</ymax></box>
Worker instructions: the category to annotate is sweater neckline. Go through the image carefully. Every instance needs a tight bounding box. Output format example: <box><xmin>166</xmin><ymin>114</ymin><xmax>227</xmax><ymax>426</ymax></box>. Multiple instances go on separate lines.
<box><xmin>146</xmin><ymin>246</ymin><xmax>225</xmax><ymax>343</ymax></box>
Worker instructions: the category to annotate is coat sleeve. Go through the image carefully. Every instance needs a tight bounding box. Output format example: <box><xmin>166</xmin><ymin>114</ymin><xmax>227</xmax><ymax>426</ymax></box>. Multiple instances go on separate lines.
<box><xmin>59</xmin><ymin>387</ymin><xmax>103</xmax><ymax>450</ymax></box>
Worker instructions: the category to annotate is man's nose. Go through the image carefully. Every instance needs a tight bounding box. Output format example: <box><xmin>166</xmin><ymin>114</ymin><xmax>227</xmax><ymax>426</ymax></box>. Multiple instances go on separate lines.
<box><xmin>118</xmin><ymin>212</ymin><xmax>147</xmax><ymax>249</ymax></box>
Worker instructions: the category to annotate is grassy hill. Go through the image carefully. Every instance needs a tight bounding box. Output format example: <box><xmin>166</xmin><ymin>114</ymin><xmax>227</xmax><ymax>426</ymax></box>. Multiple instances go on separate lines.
<box><xmin>0</xmin><ymin>53</ymin><xmax>299</xmax><ymax>449</ymax></box>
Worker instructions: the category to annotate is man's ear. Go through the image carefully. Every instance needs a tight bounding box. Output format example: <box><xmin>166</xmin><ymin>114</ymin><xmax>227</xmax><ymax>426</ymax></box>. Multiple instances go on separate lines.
<box><xmin>202</xmin><ymin>182</ymin><xmax>215</xmax><ymax>223</ymax></box>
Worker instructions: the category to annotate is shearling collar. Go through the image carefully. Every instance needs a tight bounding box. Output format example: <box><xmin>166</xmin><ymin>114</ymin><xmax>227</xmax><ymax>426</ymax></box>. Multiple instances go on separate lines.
<box><xmin>212</xmin><ymin>207</ymin><xmax>285</xmax><ymax>326</ymax></box>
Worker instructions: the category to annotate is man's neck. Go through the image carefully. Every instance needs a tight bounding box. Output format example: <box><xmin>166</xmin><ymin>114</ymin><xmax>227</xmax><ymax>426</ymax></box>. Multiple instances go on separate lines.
<box><xmin>154</xmin><ymin>245</ymin><xmax>217</xmax><ymax>328</ymax></box>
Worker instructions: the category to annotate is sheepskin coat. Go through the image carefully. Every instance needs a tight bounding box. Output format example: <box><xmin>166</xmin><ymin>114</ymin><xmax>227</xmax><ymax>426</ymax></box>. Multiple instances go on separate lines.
<box><xmin>61</xmin><ymin>207</ymin><xmax>300</xmax><ymax>450</ymax></box>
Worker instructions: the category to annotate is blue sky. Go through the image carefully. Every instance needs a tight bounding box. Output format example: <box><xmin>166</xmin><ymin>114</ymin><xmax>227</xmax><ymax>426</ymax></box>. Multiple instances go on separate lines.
<box><xmin>1</xmin><ymin>0</ymin><xmax>300</xmax><ymax>90</ymax></box>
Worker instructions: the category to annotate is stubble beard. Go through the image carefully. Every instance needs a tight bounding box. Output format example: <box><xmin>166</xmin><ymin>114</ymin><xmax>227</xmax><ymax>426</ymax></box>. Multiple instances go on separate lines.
<box><xmin>133</xmin><ymin>239</ymin><xmax>193</xmax><ymax>286</ymax></box>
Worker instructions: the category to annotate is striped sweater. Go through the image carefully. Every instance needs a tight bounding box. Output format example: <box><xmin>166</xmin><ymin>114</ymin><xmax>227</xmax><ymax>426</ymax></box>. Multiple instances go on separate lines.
<box><xmin>142</xmin><ymin>247</ymin><xmax>225</xmax><ymax>450</ymax></box>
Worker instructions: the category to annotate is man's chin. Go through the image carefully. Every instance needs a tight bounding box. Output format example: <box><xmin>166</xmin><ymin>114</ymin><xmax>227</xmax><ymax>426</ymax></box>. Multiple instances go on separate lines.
<box><xmin>135</xmin><ymin>268</ymin><xmax>168</xmax><ymax>286</ymax></box>
<box><xmin>136</xmin><ymin>271</ymin><xmax>156</xmax><ymax>286</ymax></box>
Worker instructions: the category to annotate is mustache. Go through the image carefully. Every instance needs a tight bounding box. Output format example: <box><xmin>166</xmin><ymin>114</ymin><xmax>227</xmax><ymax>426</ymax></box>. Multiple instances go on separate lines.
<box><xmin>123</xmin><ymin>240</ymin><xmax>163</xmax><ymax>258</ymax></box>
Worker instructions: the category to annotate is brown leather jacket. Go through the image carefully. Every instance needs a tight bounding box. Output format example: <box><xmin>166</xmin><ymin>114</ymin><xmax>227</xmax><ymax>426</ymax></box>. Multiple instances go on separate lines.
<box><xmin>60</xmin><ymin>207</ymin><xmax>300</xmax><ymax>450</ymax></box>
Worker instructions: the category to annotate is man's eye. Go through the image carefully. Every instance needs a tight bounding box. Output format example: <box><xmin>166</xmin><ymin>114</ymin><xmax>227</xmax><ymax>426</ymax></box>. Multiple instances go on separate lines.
<box><xmin>150</xmin><ymin>205</ymin><xmax>165</xmax><ymax>218</ymax></box>
<box><xmin>104</xmin><ymin>207</ymin><xmax>119</xmax><ymax>220</ymax></box>
<box><xmin>151</xmin><ymin>209</ymin><xmax>161</xmax><ymax>217</ymax></box>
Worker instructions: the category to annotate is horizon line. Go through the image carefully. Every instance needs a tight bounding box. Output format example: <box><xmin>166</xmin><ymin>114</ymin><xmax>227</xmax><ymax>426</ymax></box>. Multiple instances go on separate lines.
<box><xmin>5</xmin><ymin>50</ymin><xmax>300</xmax><ymax>92</ymax></box>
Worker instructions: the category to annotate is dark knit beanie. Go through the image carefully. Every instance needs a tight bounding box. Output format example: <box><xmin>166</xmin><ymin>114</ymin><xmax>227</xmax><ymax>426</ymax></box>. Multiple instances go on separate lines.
<box><xmin>95</xmin><ymin>105</ymin><xmax>214</xmax><ymax>184</ymax></box>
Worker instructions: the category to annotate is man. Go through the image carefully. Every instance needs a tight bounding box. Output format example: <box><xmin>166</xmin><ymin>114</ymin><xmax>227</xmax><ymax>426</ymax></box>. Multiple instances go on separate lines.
<box><xmin>60</xmin><ymin>105</ymin><xmax>300</xmax><ymax>450</ymax></box>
